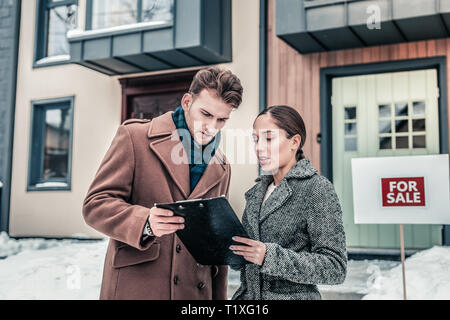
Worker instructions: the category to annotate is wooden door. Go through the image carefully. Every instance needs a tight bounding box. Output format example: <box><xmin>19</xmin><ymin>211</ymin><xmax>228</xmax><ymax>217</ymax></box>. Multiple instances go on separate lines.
<box><xmin>332</xmin><ymin>69</ymin><xmax>441</xmax><ymax>249</ymax></box>
<box><xmin>119</xmin><ymin>70</ymin><xmax>200</xmax><ymax>121</ymax></box>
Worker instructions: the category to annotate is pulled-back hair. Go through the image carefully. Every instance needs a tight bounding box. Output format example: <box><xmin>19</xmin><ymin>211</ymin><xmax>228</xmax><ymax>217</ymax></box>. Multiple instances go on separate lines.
<box><xmin>257</xmin><ymin>105</ymin><xmax>307</xmax><ymax>161</ymax></box>
<box><xmin>189</xmin><ymin>67</ymin><xmax>243</xmax><ymax>109</ymax></box>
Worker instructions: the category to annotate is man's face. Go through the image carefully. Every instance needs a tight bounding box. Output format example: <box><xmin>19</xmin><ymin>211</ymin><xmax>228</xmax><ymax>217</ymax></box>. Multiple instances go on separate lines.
<box><xmin>181</xmin><ymin>89</ymin><xmax>234</xmax><ymax>145</ymax></box>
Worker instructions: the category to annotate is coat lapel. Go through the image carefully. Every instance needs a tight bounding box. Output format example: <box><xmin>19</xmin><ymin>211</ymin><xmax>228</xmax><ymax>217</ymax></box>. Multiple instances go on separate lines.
<box><xmin>258</xmin><ymin>159</ymin><xmax>317</xmax><ymax>223</ymax></box>
<box><xmin>244</xmin><ymin>177</ymin><xmax>271</xmax><ymax>241</ymax></box>
<box><xmin>148</xmin><ymin>112</ymin><xmax>190</xmax><ymax>199</ymax></box>
<box><xmin>244</xmin><ymin>158</ymin><xmax>318</xmax><ymax>238</ymax></box>
<box><xmin>259</xmin><ymin>179</ymin><xmax>292</xmax><ymax>223</ymax></box>
<box><xmin>188</xmin><ymin>149</ymin><xmax>227</xmax><ymax>200</ymax></box>
<box><xmin>148</xmin><ymin>111</ymin><xmax>227</xmax><ymax>200</ymax></box>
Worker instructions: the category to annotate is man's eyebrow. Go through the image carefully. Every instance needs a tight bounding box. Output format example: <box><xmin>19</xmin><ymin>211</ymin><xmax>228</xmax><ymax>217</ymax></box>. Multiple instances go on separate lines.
<box><xmin>201</xmin><ymin>108</ymin><xmax>229</xmax><ymax>120</ymax></box>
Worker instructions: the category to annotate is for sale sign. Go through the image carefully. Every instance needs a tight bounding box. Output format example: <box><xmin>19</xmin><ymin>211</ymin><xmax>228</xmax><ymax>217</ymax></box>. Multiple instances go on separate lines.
<box><xmin>351</xmin><ymin>155</ymin><xmax>450</xmax><ymax>225</ymax></box>
<box><xmin>381</xmin><ymin>177</ymin><xmax>425</xmax><ymax>207</ymax></box>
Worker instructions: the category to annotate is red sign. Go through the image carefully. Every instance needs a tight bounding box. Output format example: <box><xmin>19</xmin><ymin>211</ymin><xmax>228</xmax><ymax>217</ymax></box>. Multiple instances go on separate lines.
<box><xmin>381</xmin><ymin>177</ymin><xmax>426</xmax><ymax>207</ymax></box>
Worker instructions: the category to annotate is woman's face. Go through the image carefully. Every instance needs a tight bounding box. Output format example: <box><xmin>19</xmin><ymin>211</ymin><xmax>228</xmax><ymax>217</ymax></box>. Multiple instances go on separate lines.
<box><xmin>252</xmin><ymin>114</ymin><xmax>299</xmax><ymax>173</ymax></box>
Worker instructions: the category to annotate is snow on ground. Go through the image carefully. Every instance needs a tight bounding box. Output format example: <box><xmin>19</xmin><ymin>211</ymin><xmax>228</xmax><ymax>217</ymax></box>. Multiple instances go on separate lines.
<box><xmin>1</xmin><ymin>232</ymin><xmax>449</xmax><ymax>300</ymax></box>
<box><xmin>0</xmin><ymin>232</ymin><xmax>108</xmax><ymax>299</ymax></box>
<box><xmin>318</xmin><ymin>259</ymin><xmax>399</xmax><ymax>297</ymax></box>
<box><xmin>362</xmin><ymin>246</ymin><xmax>450</xmax><ymax>300</ymax></box>
<box><xmin>0</xmin><ymin>232</ymin><xmax>83</xmax><ymax>258</ymax></box>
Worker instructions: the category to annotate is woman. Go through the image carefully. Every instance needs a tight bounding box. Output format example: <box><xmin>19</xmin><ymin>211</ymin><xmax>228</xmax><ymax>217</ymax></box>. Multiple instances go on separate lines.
<box><xmin>231</xmin><ymin>105</ymin><xmax>347</xmax><ymax>300</ymax></box>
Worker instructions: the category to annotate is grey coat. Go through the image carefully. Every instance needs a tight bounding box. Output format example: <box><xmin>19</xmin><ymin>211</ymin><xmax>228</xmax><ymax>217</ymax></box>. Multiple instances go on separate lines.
<box><xmin>232</xmin><ymin>158</ymin><xmax>347</xmax><ymax>300</ymax></box>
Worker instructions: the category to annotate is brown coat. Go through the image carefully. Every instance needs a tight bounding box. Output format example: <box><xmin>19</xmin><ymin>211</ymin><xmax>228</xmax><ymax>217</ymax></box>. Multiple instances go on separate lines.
<box><xmin>82</xmin><ymin>111</ymin><xmax>231</xmax><ymax>300</ymax></box>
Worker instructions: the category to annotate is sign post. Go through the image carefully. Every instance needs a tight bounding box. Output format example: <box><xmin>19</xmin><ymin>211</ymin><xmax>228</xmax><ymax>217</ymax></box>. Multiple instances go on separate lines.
<box><xmin>399</xmin><ymin>224</ymin><xmax>406</xmax><ymax>300</ymax></box>
<box><xmin>351</xmin><ymin>154</ymin><xmax>450</xmax><ymax>300</ymax></box>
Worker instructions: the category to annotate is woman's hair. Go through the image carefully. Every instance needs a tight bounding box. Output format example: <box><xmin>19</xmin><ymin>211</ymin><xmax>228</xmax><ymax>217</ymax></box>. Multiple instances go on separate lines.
<box><xmin>189</xmin><ymin>67</ymin><xmax>244</xmax><ymax>109</ymax></box>
<box><xmin>256</xmin><ymin>105</ymin><xmax>307</xmax><ymax>161</ymax></box>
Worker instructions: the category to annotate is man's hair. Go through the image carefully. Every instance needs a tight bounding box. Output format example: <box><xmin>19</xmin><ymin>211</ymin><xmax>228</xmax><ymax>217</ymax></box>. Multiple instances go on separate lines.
<box><xmin>189</xmin><ymin>67</ymin><xmax>243</xmax><ymax>109</ymax></box>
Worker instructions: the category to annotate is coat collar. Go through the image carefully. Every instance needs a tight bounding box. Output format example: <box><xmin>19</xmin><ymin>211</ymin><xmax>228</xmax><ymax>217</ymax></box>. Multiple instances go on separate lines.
<box><xmin>254</xmin><ymin>158</ymin><xmax>317</xmax><ymax>183</ymax></box>
<box><xmin>147</xmin><ymin>111</ymin><xmax>176</xmax><ymax>139</ymax></box>
<box><xmin>148</xmin><ymin>111</ymin><xmax>227</xmax><ymax>200</ymax></box>
<box><xmin>244</xmin><ymin>158</ymin><xmax>318</xmax><ymax>231</ymax></box>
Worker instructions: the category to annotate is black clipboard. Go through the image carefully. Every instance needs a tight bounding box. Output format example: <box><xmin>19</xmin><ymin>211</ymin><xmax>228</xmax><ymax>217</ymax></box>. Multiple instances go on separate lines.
<box><xmin>155</xmin><ymin>196</ymin><xmax>251</xmax><ymax>266</ymax></box>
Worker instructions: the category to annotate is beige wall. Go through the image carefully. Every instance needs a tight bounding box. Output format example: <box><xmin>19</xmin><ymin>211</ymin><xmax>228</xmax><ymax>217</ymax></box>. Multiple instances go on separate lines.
<box><xmin>9</xmin><ymin>0</ymin><xmax>260</xmax><ymax>238</ymax></box>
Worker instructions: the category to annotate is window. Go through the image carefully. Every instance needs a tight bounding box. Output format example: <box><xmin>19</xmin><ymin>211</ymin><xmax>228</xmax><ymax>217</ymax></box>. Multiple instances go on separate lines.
<box><xmin>28</xmin><ymin>97</ymin><xmax>74</xmax><ymax>191</ymax></box>
<box><xmin>344</xmin><ymin>106</ymin><xmax>357</xmax><ymax>151</ymax></box>
<box><xmin>35</xmin><ymin>0</ymin><xmax>78</xmax><ymax>67</ymax></box>
<box><xmin>378</xmin><ymin>101</ymin><xmax>427</xmax><ymax>150</ymax></box>
<box><xmin>86</xmin><ymin>0</ymin><xmax>174</xmax><ymax>30</ymax></box>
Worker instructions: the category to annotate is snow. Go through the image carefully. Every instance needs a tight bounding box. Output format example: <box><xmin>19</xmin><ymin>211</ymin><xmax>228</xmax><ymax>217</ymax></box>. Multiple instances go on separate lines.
<box><xmin>35</xmin><ymin>55</ymin><xmax>71</xmax><ymax>65</ymax></box>
<box><xmin>0</xmin><ymin>232</ymin><xmax>108</xmax><ymax>299</ymax></box>
<box><xmin>34</xmin><ymin>182</ymin><xmax>69</xmax><ymax>188</ymax></box>
<box><xmin>1</xmin><ymin>232</ymin><xmax>449</xmax><ymax>300</ymax></box>
<box><xmin>318</xmin><ymin>259</ymin><xmax>399</xmax><ymax>296</ymax></box>
<box><xmin>363</xmin><ymin>246</ymin><xmax>450</xmax><ymax>300</ymax></box>
<box><xmin>67</xmin><ymin>20</ymin><xmax>172</xmax><ymax>41</ymax></box>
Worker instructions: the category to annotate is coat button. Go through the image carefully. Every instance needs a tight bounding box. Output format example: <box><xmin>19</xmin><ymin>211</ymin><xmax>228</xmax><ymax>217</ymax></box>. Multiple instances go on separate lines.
<box><xmin>197</xmin><ymin>282</ymin><xmax>205</xmax><ymax>290</ymax></box>
<box><xmin>174</xmin><ymin>276</ymin><xmax>179</xmax><ymax>285</ymax></box>
<box><xmin>176</xmin><ymin>244</ymin><xmax>181</xmax><ymax>253</ymax></box>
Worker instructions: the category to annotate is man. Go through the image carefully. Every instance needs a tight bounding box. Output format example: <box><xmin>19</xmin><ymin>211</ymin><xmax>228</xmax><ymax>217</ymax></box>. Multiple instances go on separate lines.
<box><xmin>82</xmin><ymin>67</ymin><xmax>243</xmax><ymax>300</ymax></box>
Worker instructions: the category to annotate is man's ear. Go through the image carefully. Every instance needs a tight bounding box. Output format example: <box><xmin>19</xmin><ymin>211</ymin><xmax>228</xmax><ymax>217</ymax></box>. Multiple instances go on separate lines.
<box><xmin>181</xmin><ymin>93</ymin><xmax>193</xmax><ymax>112</ymax></box>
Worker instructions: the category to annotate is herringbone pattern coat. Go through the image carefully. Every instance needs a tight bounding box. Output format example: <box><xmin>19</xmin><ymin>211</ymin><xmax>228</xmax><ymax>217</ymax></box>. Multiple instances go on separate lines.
<box><xmin>232</xmin><ymin>158</ymin><xmax>347</xmax><ymax>300</ymax></box>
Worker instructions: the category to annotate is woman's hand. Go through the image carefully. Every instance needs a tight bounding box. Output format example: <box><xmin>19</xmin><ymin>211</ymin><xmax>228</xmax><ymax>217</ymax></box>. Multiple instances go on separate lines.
<box><xmin>230</xmin><ymin>236</ymin><xmax>266</xmax><ymax>266</ymax></box>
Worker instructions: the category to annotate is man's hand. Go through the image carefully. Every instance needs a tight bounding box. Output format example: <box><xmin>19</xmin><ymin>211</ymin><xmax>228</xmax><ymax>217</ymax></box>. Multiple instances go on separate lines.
<box><xmin>148</xmin><ymin>206</ymin><xmax>185</xmax><ymax>237</ymax></box>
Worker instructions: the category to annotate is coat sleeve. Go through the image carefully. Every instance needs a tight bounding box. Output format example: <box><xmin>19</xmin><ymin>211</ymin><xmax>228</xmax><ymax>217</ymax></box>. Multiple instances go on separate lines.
<box><xmin>82</xmin><ymin>124</ymin><xmax>156</xmax><ymax>251</ymax></box>
<box><xmin>259</xmin><ymin>176</ymin><xmax>347</xmax><ymax>285</ymax></box>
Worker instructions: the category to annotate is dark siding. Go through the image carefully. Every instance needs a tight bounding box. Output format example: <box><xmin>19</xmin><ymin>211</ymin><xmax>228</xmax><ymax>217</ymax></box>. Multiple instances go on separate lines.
<box><xmin>0</xmin><ymin>0</ymin><xmax>21</xmax><ymax>232</ymax></box>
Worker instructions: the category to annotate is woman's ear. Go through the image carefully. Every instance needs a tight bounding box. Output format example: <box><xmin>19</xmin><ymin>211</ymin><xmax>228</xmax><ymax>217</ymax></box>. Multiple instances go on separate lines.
<box><xmin>291</xmin><ymin>134</ymin><xmax>302</xmax><ymax>151</ymax></box>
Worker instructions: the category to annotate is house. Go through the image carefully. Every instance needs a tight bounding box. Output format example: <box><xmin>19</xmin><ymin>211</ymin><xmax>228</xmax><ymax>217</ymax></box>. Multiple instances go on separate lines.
<box><xmin>0</xmin><ymin>0</ymin><xmax>21</xmax><ymax>235</ymax></box>
<box><xmin>269</xmin><ymin>0</ymin><xmax>450</xmax><ymax>252</ymax></box>
<box><xmin>6</xmin><ymin>0</ymin><xmax>260</xmax><ymax>239</ymax></box>
<box><xmin>1</xmin><ymin>0</ymin><xmax>449</xmax><ymax>255</ymax></box>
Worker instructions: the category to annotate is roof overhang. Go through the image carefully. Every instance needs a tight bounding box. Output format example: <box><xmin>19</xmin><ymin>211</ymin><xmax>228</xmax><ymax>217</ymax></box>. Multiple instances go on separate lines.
<box><xmin>68</xmin><ymin>0</ymin><xmax>231</xmax><ymax>75</ymax></box>
<box><xmin>276</xmin><ymin>0</ymin><xmax>450</xmax><ymax>54</ymax></box>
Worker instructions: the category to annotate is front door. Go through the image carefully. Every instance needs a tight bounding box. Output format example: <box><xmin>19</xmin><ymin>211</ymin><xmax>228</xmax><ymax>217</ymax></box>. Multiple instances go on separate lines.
<box><xmin>332</xmin><ymin>69</ymin><xmax>441</xmax><ymax>249</ymax></box>
<box><xmin>119</xmin><ymin>70</ymin><xmax>200</xmax><ymax>121</ymax></box>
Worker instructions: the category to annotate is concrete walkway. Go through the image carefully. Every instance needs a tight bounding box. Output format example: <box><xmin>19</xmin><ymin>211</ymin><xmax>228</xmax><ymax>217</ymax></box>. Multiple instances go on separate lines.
<box><xmin>227</xmin><ymin>259</ymin><xmax>400</xmax><ymax>300</ymax></box>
